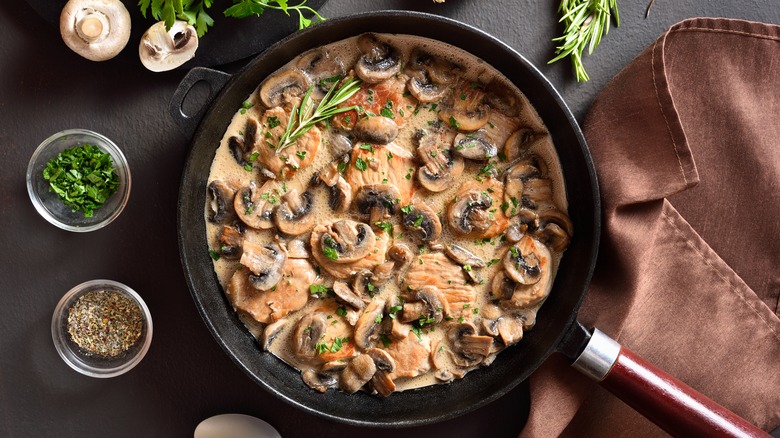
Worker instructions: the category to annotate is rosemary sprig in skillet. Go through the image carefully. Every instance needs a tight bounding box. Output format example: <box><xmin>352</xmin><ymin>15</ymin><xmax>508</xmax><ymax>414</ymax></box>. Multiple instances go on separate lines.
<box><xmin>276</xmin><ymin>77</ymin><xmax>362</xmax><ymax>153</ymax></box>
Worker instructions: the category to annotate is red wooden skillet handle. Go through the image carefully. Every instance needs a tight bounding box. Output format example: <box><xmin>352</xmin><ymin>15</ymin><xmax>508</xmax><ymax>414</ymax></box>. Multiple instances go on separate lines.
<box><xmin>572</xmin><ymin>329</ymin><xmax>770</xmax><ymax>438</ymax></box>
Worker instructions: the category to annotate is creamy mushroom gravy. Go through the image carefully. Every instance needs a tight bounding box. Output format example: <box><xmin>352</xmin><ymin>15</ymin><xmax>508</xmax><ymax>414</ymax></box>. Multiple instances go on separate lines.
<box><xmin>205</xmin><ymin>33</ymin><xmax>573</xmax><ymax>395</ymax></box>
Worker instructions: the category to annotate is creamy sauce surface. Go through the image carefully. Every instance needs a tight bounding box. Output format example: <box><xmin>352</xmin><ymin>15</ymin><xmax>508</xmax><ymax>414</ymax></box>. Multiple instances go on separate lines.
<box><xmin>205</xmin><ymin>33</ymin><xmax>572</xmax><ymax>395</ymax></box>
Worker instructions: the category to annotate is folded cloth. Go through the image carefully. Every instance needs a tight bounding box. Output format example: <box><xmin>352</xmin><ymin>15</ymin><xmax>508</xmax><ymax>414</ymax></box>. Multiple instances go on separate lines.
<box><xmin>521</xmin><ymin>18</ymin><xmax>780</xmax><ymax>437</ymax></box>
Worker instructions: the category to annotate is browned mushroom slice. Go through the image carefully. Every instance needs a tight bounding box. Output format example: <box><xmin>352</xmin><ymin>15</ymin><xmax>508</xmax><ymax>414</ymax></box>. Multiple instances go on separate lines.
<box><xmin>234</xmin><ymin>180</ymin><xmax>278</xmax><ymax>230</ymax></box>
<box><xmin>332</xmin><ymin>280</ymin><xmax>365</xmax><ymax>310</ymax></box>
<box><xmin>443</xmin><ymin>243</ymin><xmax>486</xmax><ymax>268</ymax></box>
<box><xmin>354</xmin><ymin>33</ymin><xmax>402</xmax><ymax>84</ymax></box>
<box><xmin>285</xmin><ymin>237</ymin><xmax>309</xmax><ymax>259</ymax></box>
<box><xmin>504</xmin><ymin>238</ymin><xmax>553</xmax><ymax>309</ymax></box>
<box><xmin>302</xmin><ymin>369</ymin><xmax>337</xmax><ymax>393</ymax></box>
<box><xmin>387</xmin><ymin>243</ymin><xmax>414</xmax><ymax>282</ymax></box>
<box><xmin>490</xmin><ymin>271</ymin><xmax>515</xmax><ymax>301</ymax></box>
<box><xmin>310</xmin><ymin>221</ymin><xmax>389</xmax><ymax>279</ymax></box>
<box><xmin>405</xmin><ymin>49</ymin><xmax>460</xmax><ymax>103</ymax></box>
<box><xmin>353</xmin><ymin>116</ymin><xmax>400</xmax><ymax>145</ymax></box>
<box><xmin>439</xmin><ymin>80</ymin><xmax>491</xmax><ymax>132</ymax></box>
<box><xmin>401</xmin><ymin>201</ymin><xmax>442</xmax><ymax>242</ymax></box>
<box><xmin>215</xmin><ymin>223</ymin><xmax>244</xmax><ymax>259</ymax></box>
<box><xmin>296</xmin><ymin>48</ymin><xmax>346</xmax><ymax>99</ymax></box>
<box><xmin>258</xmin><ymin>69</ymin><xmax>310</xmax><ymax>109</ymax></box>
<box><xmin>294</xmin><ymin>312</ymin><xmax>329</xmax><ymax>360</ymax></box>
<box><xmin>354</xmin><ymin>297</ymin><xmax>386</xmax><ymax>349</ymax></box>
<box><xmin>484</xmin><ymin>79</ymin><xmax>521</xmax><ymax>117</ymax></box>
<box><xmin>504</xmin><ymin>127</ymin><xmax>550</xmax><ymax>162</ymax></box>
<box><xmin>353</xmin><ymin>184</ymin><xmax>402</xmax><ymax>224</ymax></box>
<box><xmin>274</xmin><ymin>189</ymin><xmax>315</xmax><ymax>235</ymax></box>
<box><xmin>226</xmin><ymin>258</ymin><xmax>315</xmax><ymax>324</ymax></box>
<box><xmin>415</xmin><ymin>127</ymin><xmax>464</xmax><ymax>193</ymax></box>
<box><xmin>366</xmin><ymin>348</ymin><xmax>396</xmax><ymax>397</ymax></box>
<box><xmin>497</xmin><ymin>316</ymin><xmax>524</xmax><ymax>347</ymax></box>
<box><xmin>447</xmin><ymin>179</ymin><xmax>509</xmax><ymax>239</ymax></box>
<box><xmin>447</xmin><ymin>322</ymin><xmax>493</xmax><ymax>367</ymax></box>
<box><xmin>533</xmin><ymin>209</ymin><xmax>574</xmax><ymax>252</ymax></box>
<box><xmin>261</xmin><ymin>318</ymin><xmax>287</xmax><ymax>351</ymax></box>
<box><xmin>339</xmin><ymin>354</ymin><xmax>377</xmax><ymax>394</ymax></box>
<box><xmin>239</xmin><ymin>241</ymin><xmax>287</xmax><ymax>290</ymax></box>
<box><xmin>207</xmin><ymin>180</ymin><xmax>238</xmax><ymax>223</ymax></box>
<box><xmin>402</xmin><ymin>286</ymin><xmax>444</xmax><ymax>326</ymax></box>
<box><xmin>503</xmin><ymin>235</ymin><xmax>548</xmax><ymax>285</ymax></box>
<box><xmin>453</xmin><ymin>130</ymin><xmax>498</xmax><ymax>161</ymax></box>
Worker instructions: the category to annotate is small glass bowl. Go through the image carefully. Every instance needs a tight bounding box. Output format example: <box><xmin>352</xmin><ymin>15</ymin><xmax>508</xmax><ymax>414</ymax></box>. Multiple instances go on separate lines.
<box><xmin>51</xmin><ymin>280</ymin><xmax>152</xmax><ymax>378</ymax></box>
<box><xmin>27</xmin><ymin>129</ymin><xmax>131</xmax><ymax>232</ymax></box>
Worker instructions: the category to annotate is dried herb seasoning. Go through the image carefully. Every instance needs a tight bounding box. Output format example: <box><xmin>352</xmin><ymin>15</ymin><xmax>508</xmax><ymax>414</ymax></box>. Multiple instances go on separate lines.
<box><xmin>67</xmin><ymin>290</ymin><xmax>143</xmax><ymax>358</ymax></box>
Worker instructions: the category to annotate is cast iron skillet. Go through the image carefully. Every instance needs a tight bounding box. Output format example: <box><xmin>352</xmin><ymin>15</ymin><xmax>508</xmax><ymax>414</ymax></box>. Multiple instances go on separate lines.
<box><xmin>173</xmin><ymin>11</ymin><xmax>768</xmax><ymax>436</ymax></box>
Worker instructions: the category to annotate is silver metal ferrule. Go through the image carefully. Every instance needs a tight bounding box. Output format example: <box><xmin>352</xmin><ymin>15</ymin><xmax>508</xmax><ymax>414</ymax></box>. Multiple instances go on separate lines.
<box><xmin>571</xmin><ymin>328</ymin><xmax>621</xmax><ymax>381</ymax></box>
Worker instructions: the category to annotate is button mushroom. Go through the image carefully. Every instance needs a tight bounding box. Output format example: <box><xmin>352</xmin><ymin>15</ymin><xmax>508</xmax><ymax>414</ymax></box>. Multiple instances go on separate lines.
<box><xmin>239</xmin><ymin>241</ymin><xmax>287</xmax><ymax>290</ymax></box>
<box><xmin>447</xmin><ymin>189</ymin><xmax>493</xmax><ymax>235</ymax></box>
<box><xmin>294</xmin><ymin>313</ymin><xmax>329</xmax><ymax>360</ymax></box>
<box><xmin>415</xmin><ymin>128</ymin><xmax>465</xmax><ymax>193</ymax></box>
<box><xmin>504</xmin><ymin>127</ymin><xmax>549</xmax><ymax>162</ymax></box>
<box><xmin>405</xmin><ymin>50</ymin><xmax>460</xmax><ymax>103</ymax></box>
<box><xmin>503</xmin><ymin>237</ymin><xmax>546</xmax><ymax>285</ymax></box>
<box><xmin>533</xmin><ymin>209</ymin><xmax>574</xmax><ymax>252</ymax></box>
<box><xmin>401</xmin><ymin>201</ymin><xmax>442</xmax><ymax>243</ymax></box>
<box><xmin>444</xmin><ymin>243</ymin><xmax>485</xmax><ymax>283</ymax></box>
<box><xmin>296</xmin><ymin>48</ymin><xmax>346</xmax><ymax>100</ymax></box>
<box><xmin>274</xmin><ymin>189</ymin><xmax>315</xmax><ymax>235</ymax></box>
<box><xmin>353</xmin><ymin>184</ymin><xmax>401</xmax><ymax>223</ymax></box>
<box><xmin>315</xmin><ymin>220</ymin><xmax>376</xmax><ymax>264</ymax></box>
<box><xmin>502</xmin><ymin>237</ymin><xmax>554</xmax><ymax>309</ymax></box>
<box><xmin>207</xmin><ymin>180</ymin><xmax>238</xmax><ymax>224</ymax></box>
<box><xmin>453</xmin><ymin>130</ymin><xmax>499</xmax><ymax>161</ymax></box>
<box><xmin>354</xmin><ymin>34</ymin><xmax>402</xmax><ymax>84</ymax></box>
<box><xmin>353</xmin><ymin>297</ymin><xmax>386</xmax><ymax>349</ymax></box>
<box><xmin>332</xmin><ymin>281</ymin><xmax>366</xmax><ymax>310</ymax></box>
<box><xmin>234</xmin><ymin>180</ymin><xmax>280</xmax><ymax>230</ymax></box>
<box><xmin>60</xmin><ymin>0</ymin><xmax>131</xmax><ymax>62</ymax></box>
<box><xmin>259</xmin><ymin>69</ymin><xmax>311</xmax><ymax>109</ymax></box>
<box><xmin>302</xmin><ymin>369</ymin><xmax>337</xmax><ymax>393</ymax></box>
<box><xmin>261</xmin><ymin>318</ymin><xmax>287</xmax><ymax>351</ymax></box>
<box><xmin>400</xmin><ymin>286</ymin><xmax>444</xmax><ymax>326</ymax></box>
<box><xmin>139</xmin><ymin>20</ymin><xmax>199</xmax><ymax>72</ymax></box>
<box><xmin>365</xmin><ymin>348</ymin><xmax>396</xmax><ymax>397</ymax></box>
<box><xmin>387</xmin><ymin>243</ymin><xmax>414</xmax><ymax>282</ymax></box>
<box><xmin>215</xmin><ymin>223</ymin><xmax>244</xmax><ymax>260</ymax></box>
<box><xmin>353</xmin><ymin>117</ymin><xmax>399</xmax><ymax>144</ymax></box>
<box><xmin>447</xmin><ymin>322</ymin><xmax>494</xmax><ymax>367</ymax></box>
<box><xmin>339</xmin><ymin>354</ymin><xmax>377</xmax><ymax>394</ymax></box>
<box><xmin>439</xmin><ymin>81</ymin><xmax>491</xmax><ymax>132</ymax></box>
<box><xmin>484</xmin><ymin>79</ymin><xmax>522</xmax><ymax>117</ymax></box>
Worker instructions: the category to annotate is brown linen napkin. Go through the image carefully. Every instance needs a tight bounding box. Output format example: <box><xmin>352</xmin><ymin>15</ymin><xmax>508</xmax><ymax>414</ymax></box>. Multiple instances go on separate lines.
<box><xmin>521</xmin><ymin>18</ymin><xmax>780</xmax><ymax>437</ymax></box>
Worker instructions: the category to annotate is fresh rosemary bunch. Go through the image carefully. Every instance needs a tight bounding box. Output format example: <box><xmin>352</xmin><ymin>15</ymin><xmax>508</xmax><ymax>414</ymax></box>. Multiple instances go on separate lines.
<box><xmin>548</xmin><ymin>0</ymin><xmax>620</xmax><ymax>82</ymax></box>
<box><xmin>276</xmin><ymin>77</ymin><xmax>362</xmax><ymax>152</ymax></box>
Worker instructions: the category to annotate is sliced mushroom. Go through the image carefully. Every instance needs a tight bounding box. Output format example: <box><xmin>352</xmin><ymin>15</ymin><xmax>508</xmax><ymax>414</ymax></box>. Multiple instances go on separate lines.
<box><xmin>261</xmin><ymin>318</ymin><xmax>287</xmax><ymax>350</ymax></box>
<box><xmin>354</xmin><ymin>34</ymin><xmax>402</xmax><ymax>84</ymax></box>
<box><xmin>405</xmin><ymin>50</ymin><xmax>459</xmax><ymax>102</ymax></box>
<box><xmin>497</xmin><ymin>316</ymin><xmax>524</xmax><ymax>346</ymax></box>
<box><xmin>365</xmin><ymin>348</ymin><xmax>396</xmax><ymax>397</ymax></box>
<box><xmin>504</xmin><ymin>128</ymin><xmax>548</xmax><ymax>162</ymax></box>
<box><xmin>351</xmin><ymin>269</ymin><xmax>376</xmax><ymax>301</ymax></box>
<box><xmin>239</xmin><ymin>241</ymin><xmax>287</xmax><ymax>290</ymax></box>
<box><xmin>207</xmin><ymin>180</ymin><xmax>238</xmax><ymax>223</ymax></box>
<box><xmin>522</xmin><ymin>177</ymin><xmax>553</xmax><ymax>209</ymax></box>
<box><xmin>327</xmin><ymin>133</ymin><xmax>353</xmax><ymax>158</ymax></box>
<box><xmin>339</xmin><ymin>354</ymin><xmax>377</xmax><ymax>394</ymax></box>
<box><xmin>234</xmin><ymin>180</ymin><xmax>279</xmax><ymax>230</ymax></box>
<box><xmin>60</xmin><ymin>0</ymin><xmax>131</xmax><ymax>62</ymax></box>
<box><xmin>321</xmin><ymin>360</ymin><xmax>348</xmax><ymax>373</ymax></box>
<box><xmin>354</xmin><ymin>297</ymin><xmax>386</xmax><ymax>349</ymax></box>
<box><xmin>503</xmin><ymin>239</ymin><xmax>544</xmax><ymax>285</ymax></box>
<box><xmin>215</xmin><ymin>223</ymin><xmax>244</xmax><ymax>259</ymax></box>
<box><xmin>453</xmin><ymin>130</ymin><xmax>498</xmax><ymax>161</ymax></box>
<box><xmin>294</xmin><ymin>312</ymin><xmax>328</xmax><ymax>360</ymax></box>
<box><xmin>439</xmin><ymin>81</ymin><xmax>491</xmax><ymax>132</ymax></box>
<box><xmin>484</xmin><ymin>80</ymin><xmax>521</xmax><ymax>117</ymax></box>
<box><xmin>534</xmin><ymin>209</ymin><xmax>574</xmax><ymax>252</ymax></box>
<box><xmin>353</xmin><ymin>117</ymin><xmax>399</xmax><ymax>144</ymax></box>
<box><xmin>447</xmin><ymin>189</ymin><xmax>493</xmax><ymax>235</ymax></box>
<box><xmin>332</xmin><ymin>281</ymin><xmax>365</xmax><ymax>310</ymax></box>
<box><xmin>139</xmin><ymin>20</ymin><xmax>198</xmax><ymax>72</ymax></box>
<box><xmin>387</xmin><ymin>243</ymin><xmax>414</xmax><ymax>281</ymax></box>
<box><xmin>316</xmin><ymin>220</ymin><xmax>376</xmax><ymax>263</ymax></box>
<box><xmin>353</xmin><ymin>184</ymin><xmax>401</xmax><ymax>223</ymax></box>
<box><xmin>259</xmin><ymin>69</ymin><xmax>311</xmax><ymax>109</ymax></box>
<box><xmin>414</xmin><ymin>286</ymin><xmax>444</xmax><ymax>325</ymax></box>
<box><xmin>275</xmin><ymin>189</ymin><xmax>315</xmax><ymax>235</ymax></box>
<box><xmin>371</xmin><ymin>261</ymin><xmax>396</xmax><ymax>286</ymax></box>
<box><xmin>302</xmin><ymin>369</ymin><xmax>337</xmax><ymax>393</ymax></box>
<box><xmin>415</xmin><ymin>128</ymin><xmax>465</xmax><ymax>193</ymax></box>
<box><xmin>443</xmin><ymin>243</ymin><xmax>486</xmax><ymax>268</ymax></box>
<box><xmin>491</xmin><ymin>271</ymin><xmax>515</xmax><ymax>301</ymax></box>
<box><xmin>296</xmin><ymin>48</ymin><xmax>346</xmax><ymax>99</ymax></box>
<box><xmin>447</xmin><ymin>322</ymin><xmax>493</xmax><ymax>367</ymax></box>
<box><xmin>505</xmin><ymin>238</ymin><xmax>554</xmax><ymax>309</ymax></box>
<box><xmin>401</xmin><ymin>201</ymin><xmax>442</xmax><ymax>242</ymax></box>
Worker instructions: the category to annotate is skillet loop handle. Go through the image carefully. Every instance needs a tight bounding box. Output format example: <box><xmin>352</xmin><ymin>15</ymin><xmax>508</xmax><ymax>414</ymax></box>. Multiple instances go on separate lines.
<box><xmin>572</xmin><ymin>329</ymin><xmax>770</xmax><ymax>438</ymax></box>
<box><xmin>169</xmin><ymin>67</ymin><xmax>232</xmax><ymax>138</ymax></box>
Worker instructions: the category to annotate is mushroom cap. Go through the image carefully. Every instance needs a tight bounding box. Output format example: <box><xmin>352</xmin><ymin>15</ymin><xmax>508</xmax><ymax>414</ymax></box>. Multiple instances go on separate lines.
<box><xmin>60</xmin><ymin>0</ymin><xmax>131</xmax><ymax>62</ymax></box>
<box><xmin>401</xmin><ymin>201</ymin><xmax>442</xmax><ymax>243</ymax></box>
<box><xmin>354</xmin><ymin>34</ymin><xmax>402</xmax><ymax>84</ymax></box>
<box><xmin>139</xmin><ymin>20</ymin><xmax>199</xmax><ymax>72</ymax></box>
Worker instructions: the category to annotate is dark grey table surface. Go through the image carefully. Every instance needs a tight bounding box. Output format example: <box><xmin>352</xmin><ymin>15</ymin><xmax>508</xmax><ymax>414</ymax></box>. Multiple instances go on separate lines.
<box><xmin>2</xmin><ymin>1</ymin><xmax>778</xmax><ymax>437</ymax></box>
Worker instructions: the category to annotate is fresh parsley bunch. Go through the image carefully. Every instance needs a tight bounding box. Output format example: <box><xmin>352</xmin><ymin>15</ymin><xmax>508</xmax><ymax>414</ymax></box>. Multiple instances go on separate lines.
<box><xmin>138</xmin><ymin>0</ymin><xmax>325</xmax><ymax>38</ymax></box>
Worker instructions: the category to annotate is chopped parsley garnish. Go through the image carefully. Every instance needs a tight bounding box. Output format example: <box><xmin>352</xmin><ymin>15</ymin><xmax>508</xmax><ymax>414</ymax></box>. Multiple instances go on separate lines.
<box><xmin>359</xmin><ymin>143</ymin><xmax>374</xmax><ymax>153</ymax></box>
<box><xmin>380</xmin><ymin>333</ymin><xmax>393</xmax><ymax>347</ymax></box>
<box><xmin>448</xmin><ymin>116</ymin><xmax>461</xmax><ymax>130</ymax></box>
<box><xmin>401</xmin><ymin>205</ymin><xmax>413</xmax><ymax>215</ymax></box>
<box><xmin>337</xmin><ymin>162</ymin><xmax>347</xmax><ymax>173</ymax></box>
<box><xmin>355</xmin><ymin>157</ymin><xmax>368</xmax><ymax>171</ymax></box>
<box><xmin>336</xmin><ymin>306</ymin><xmax>347</xmax><ymax>317</ymax></box>
<box><xmin>323</xmin><ymin>236</ymin><xmax>340</xmax><ymax>260</ymax></box>
<box><xmin>208</xmin><ymin>249</ymin><xmax>220</xmax><ymax>261</ymax></box>
<box><xmin>295</xmin><ymin>150</ymin><xmax>307</xmax><ymax>160</ymax></box>
<box><xmin>413</xmin><ymin>214</ymin><xmax>424</xmax><ymax>227</ymax></box>
<box><xmin>249</xmin><ymin>151</ymin><xmax>259</xmax><ymax>162</ymax></box>
<box><xmin>388</xmin><ymin>305</ymin><xmax>403</xmax><ymax>319</ymax></box>
<box><xmin>309</xmin><ymin>284</ymin><xmax>330</xmax><ymax>296</ymax></box>
<box><xmin>243</xmin><ymin>163</ymin><xmax>253</xmax><ymax>172</ymax></box>
<box><xmin>42</xmin><ymin>143</ymin><xmax>119</xmax><ymax>218</ymax></box>
<box><xmin>380</xmin><ymin>107</ymin><xmax>395</xmax><ymax>118</ymax></box>
<box><xmin>487</xmin><ymin>258</ymin><xmax>501</xmax><ymax>267</ymax></box>
<box><xmin>411</xmin><ymin>326</ymin><xmax>422</xmax><ymax>341</ymax></box>
<box><xmin>405</xmin><ymin>168</ymin><xmax>414</xmax><ymax>180</ymax></box>
<box><xmin>375</xmin><ymin>221</ymin><xmax>394</xmax><ymax>237</ymax></box>
<box><xmin>267</xmin><ymin>115</ymin><xmax>280</xmax><ymax>129</ymax></box>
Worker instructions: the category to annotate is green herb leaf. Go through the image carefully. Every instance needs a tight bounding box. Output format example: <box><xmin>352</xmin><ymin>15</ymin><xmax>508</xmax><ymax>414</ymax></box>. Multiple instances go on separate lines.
<box><xmin>355</xmin><ymin>157</ymin><xmax>368</xmax><ymax>171</ymax></box>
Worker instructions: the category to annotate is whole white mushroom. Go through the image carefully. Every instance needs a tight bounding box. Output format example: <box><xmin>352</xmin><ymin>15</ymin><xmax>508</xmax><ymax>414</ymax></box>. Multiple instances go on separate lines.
<box><xmin>60</xmin><ymin>0</ymin><xmax>132</xmax><ymax>61</ymax></box>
